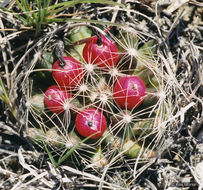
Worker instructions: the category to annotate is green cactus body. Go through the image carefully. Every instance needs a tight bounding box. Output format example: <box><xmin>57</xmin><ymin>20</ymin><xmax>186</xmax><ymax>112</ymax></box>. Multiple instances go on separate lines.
<box><xmin>45</xmin><ymin>128</ymin><xmax>66</xmax><ymax>148</ymax></box>
<box><xmin>29</xmin><ymin>93</ymin><xmax>45</xmax><ymax>115</ymax></box>
<box><xmin>103</xmin><ymin>130</ymin><xmax>122</xmax><ymax>150</ymax></box>
<box><xmin>66</xmin><ymin>130</ymin><xmax>82</xmax><ymax>149</ymax></box>
<box><xmin>122</xmin><ymin>139</ymin><xmax>157</xmax><ymax>159</ymax></box>
<box><xmin>28</xmin><ymin>26</ymin><xmax>163</xmax><ymax>169</ymax></box>
<box><xmin>122</xmin><ymin>140</ymin><xmax>143</xmax><ymax>159</ymax></box>
<box><xmin>138</xmin><ymin>40</ymin><xmax>157</xmax><ymax>59</ymax></box>
<box><xmin>41</xmin><ymin>51</ymin><xmax>54</xmax><ymax>71</ymax></box>
<box><xmin>116</xmin><ymin>31</ymin><xmax>138</xmax><ymax>74</ymax></box>
<box><xmin>131</xmin><ymin>120</ymin><xmax>154</xmax><ymax>136</ymax></box>
<box><xmin>31</xmin><ymin>51</ymin><xmax>55</xmax><ymax>90</ymax></box>
<box><xmin>117</xmin><ymin>30</ymin><xmax>138</xmax><ymax>52</ymax></box>
<box><xmin>26</xmin><ymin>127</ymin><xmax>45</xmax><ymax>143</ymax></box>
<box><xmin>90</xmin><ymin>146</ymin><xmax>108</xmax><ymax>169</ymax></box>
<box><xmin>133</xmin><ymin>40</ymin><xmax>157</xmax><ymax>77</ymax></box>
<box><xmin>69</xmin><ymin>26</ymin><xmax>92</xmax><ymax>56</ymax></box>
<box><xmin>36</xmin><ymin>51</ymin><xmax>54</xmax><ymax>78</ymax></box>
<box><xmin>69</xmin><ymin>97</ymin><xmax>83</xmax><ymax>114</ymax></box>
<box><xmin>67</xmin><ymin>48</ymin><xmax>82</xmax><ymax>62</ymax></box>
<box><xmin>141</xmin><ymin>88</ymin><xmax>161</xmax><ymax>108</ymax></box>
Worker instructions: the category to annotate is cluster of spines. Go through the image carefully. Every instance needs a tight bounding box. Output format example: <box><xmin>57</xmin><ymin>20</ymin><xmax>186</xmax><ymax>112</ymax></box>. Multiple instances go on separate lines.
<box><xmin>26</xmin><ymin>25</ymin><xmax>171</xmax><ymax>170</ymax></box>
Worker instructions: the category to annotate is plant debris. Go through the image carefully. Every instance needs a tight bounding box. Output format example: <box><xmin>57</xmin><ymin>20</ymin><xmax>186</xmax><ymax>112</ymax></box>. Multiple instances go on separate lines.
<box><xmin>0</xmin><ymin>0</ymin><xmax>203</xmax><ymax>189</ymax></box>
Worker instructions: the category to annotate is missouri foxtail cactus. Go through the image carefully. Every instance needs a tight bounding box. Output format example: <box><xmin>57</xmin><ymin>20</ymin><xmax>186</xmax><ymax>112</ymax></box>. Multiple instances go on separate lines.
<box><xmin>27</xmin><ymin>25</ymin><xmax>162</xmax><ymax>169</ymax></box>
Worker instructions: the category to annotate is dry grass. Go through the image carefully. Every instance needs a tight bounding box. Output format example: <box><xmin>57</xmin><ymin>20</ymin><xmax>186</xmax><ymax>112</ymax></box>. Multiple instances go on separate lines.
<box><xmin>0</xmin><ymin>0</ymin><xmax>203</xmax><ymax>189</ymax></box>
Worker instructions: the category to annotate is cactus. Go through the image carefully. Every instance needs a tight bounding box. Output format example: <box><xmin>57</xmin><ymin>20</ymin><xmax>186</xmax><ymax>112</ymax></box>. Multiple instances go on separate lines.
<box><xmin>90</xmin><ymin>146</ymin><xmax>108</xmax><ymax>169</ymax></box>
<box><xmin>29</xmin><ymin>93</ymin><xmax>45</xmax><ymax>115</ymax></box>
<box><xmin>26</xmin><ymin>127</ymin><xmax>45</xmax><ymax>144</ymax></box>
<box><xmin>69</xmin><ymin>26</ymin><xmax>92</xmax><ymax>56</ymax></box>
<box><xmin>122</xmin><ymin>140</ymin><xmax>143</xmax><ymax>159</ymax></box>
<box><xmin>26</xmin><ymin>25</ymin><xmax>172</xmax><ymax>171</ymax></box>
<box><xmin>45</xmin><ymin>128</ymin><xmax>66</xmax><ymax>148</ymax></box>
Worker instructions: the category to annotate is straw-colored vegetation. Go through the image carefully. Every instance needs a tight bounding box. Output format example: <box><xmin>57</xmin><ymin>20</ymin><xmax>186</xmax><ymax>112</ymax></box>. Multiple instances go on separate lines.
<box><xmin>0</xmin><ymin>0</ymin><xmax>202</xmax><ymax>189</ymax></box>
